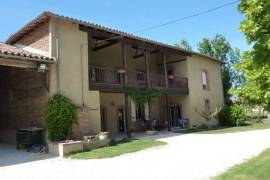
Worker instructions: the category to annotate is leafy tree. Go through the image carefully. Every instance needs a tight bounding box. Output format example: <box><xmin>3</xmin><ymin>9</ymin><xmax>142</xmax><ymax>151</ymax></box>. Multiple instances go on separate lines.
<box><xmin>197</xmin><ymin>38</ymin><xmax>214</xmax><ymax>57</ymax></box>
<box><xmin>238</xmin><ymin>0</ymin><xmax>270</xmax><ymax>62</ymax></box>
<box><xmin>175</xmin><ymin>39</ymin><xmax>193</xmax><ymax>51</ymax></box>
<box><xmin>123</xmin><ymin>86</ymin><xmax>161</xmax><ymax>130</ymax></box>
<box><xmin>197</xmin><ymin>34</ymin><xmax>241</xmax><ymax>103</ymax></box>
<box><xmin>232</xmin><ymin>0</ymin><xmax>270</xmax><ymax>110</ymax></box>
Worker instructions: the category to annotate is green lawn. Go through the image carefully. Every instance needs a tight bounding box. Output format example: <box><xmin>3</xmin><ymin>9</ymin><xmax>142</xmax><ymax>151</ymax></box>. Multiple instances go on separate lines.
<box><xmin>190</xmin><ymin>123</ymin><xmax>270</xmax><ymax>134</ymax></box>
<box><xmin>67</xmin><ymin>139</ymin><xmax>166</xmax><ymax>159</ymax></box>
<box><xmin>215</xmin><ymin>148</ymin><xmax>270</xmax><ymax>180</ymax></box>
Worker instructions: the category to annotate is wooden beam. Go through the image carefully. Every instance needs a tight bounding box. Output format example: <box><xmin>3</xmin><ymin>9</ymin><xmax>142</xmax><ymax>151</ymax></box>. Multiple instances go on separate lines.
<box><xmin>122</xmin><ymin>40</ymin><xmax>128</xmax><ymax>84</ymax></box>
<box><xmin>163</xmin><ymin>53</ymin><xmax>168</xmax><ymax>88</ymax></box>
<box><xmin>133</xmin><ymin>50</ymin><xmax>159</xmax><ymax>59</ymax></box>
<box><xmin>0</xmin><ymin>58</ymin><xmax>37</xmax><ymax>69</ymax></box>
<box><xmin>92</xmin><ymin>41</ymin><xmax>118</xmax><ymax>52</ymax></box>
<box><xmin>121</xmin><ymin>40</ymin><xmax>129</xmax><ymax>132</ymax></box>
<box><xmin>157</xmin><ymin>58</ymin><xmax>187</xmax><ymax>66</ymax></box>
<box><xmin>144</xmin><ymin>51</ymin><xmax>150</xmax><ymax>87</ymax></box>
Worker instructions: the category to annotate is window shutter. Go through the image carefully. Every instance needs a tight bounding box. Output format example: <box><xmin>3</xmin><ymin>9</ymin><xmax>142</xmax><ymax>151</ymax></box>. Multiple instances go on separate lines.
<box><xmin>202</xmin><ymin>71</ymin><xmax>207</xmax><ymax>86</ymax></box>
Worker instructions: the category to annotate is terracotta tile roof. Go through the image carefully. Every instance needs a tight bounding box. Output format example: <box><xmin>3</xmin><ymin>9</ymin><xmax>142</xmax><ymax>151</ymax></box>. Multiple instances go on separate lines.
<box><xmin>0</xmin><ymin>42</ymin><xmax>55</xmax><ymax>62</ymax></box>
<box><xmin>6</xmin><ymin>11</ymin><xmax>223</xmax><ymax>63</ymax></box>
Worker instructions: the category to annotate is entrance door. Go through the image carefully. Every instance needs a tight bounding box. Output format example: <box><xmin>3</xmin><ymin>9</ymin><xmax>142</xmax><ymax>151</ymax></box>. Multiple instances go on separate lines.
<box><xmin>169</xmin><ymin>105</ymin><xmax>181</xmax><ymax>127</ymax></box>
<box><xmin>100</xmin><ymin>107</ymin><xmax>107</xmax><ymax>132</ymax></box>
<box><xmin>117</xmin><ymin>108</ymin><xmax>125</xmax><ymax>132</ymax></box>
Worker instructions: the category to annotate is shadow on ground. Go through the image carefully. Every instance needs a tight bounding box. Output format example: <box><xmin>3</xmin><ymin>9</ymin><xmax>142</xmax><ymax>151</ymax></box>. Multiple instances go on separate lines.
<box><xmin>0</xmin><ymin>144</ymin><xmax>57</xmax><ymax>167</ymax></box>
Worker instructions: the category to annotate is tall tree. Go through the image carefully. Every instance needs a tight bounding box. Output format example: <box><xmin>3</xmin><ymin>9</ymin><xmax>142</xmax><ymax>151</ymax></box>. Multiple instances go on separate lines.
<box><xmin>197</xmin><ymin>34</ymin><xmax>240</xmax><ymax>103</ymax></box>
<box><xmin>239</xmin><ymin>0</ymin><xmax>270</xmax><ymax>62</ymax></box>
<box><xmin>232</xmin><ymin>0</ymin><xmax>270</xmax><ymax>110</ymax></box>
<box><xmin>175</xmin><ymin>39</ymin><xmax>193</xmax><ymax>51</ymax></box>
<box><xmin>197</xmin><ymin>38</ymin><xmax>214</xmax><ymax>57</ymax></box>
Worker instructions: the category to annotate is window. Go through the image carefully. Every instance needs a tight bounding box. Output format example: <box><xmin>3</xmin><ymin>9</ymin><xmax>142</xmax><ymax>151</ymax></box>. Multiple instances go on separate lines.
<box><xmin>204</xmin><ymin>99</ymin><xmax>210</xmax><ymax>114</ymax></box>
<box><xmin>202</xmin><ymin>70</ymin><xmax>209</xmax><ymax>90</ymax></box>
<box><xmin>136</xmin><ymin>71</ymin><xmax>145</xmax><ymax>85</ymax></box>
<box><xmin>90</xmin><ymin>66</ymin><xmax>104</xmax><ymax>83</ymax></box>
<box><xmin>136</xmin><ymin>103</ymin><xmax>145</xmax><ymax>120</ymax></box>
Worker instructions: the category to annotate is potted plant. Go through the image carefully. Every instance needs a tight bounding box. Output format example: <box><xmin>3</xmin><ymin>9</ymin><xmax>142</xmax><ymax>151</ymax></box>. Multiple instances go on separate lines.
<box><xmin>45</xmin><ymin>94</ymin><xmax>83</xmax><ymax>156</ymax></box>
<box><xmin>98</xmin><ymin>132</ymin><xmax>109</xmax><ymax>140</ymax></box>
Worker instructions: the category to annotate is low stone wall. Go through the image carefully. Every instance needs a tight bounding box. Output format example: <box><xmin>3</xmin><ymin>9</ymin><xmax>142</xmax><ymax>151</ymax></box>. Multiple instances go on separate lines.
<box><xmin>48</xmin><ymin>141</ymin><xmax>83</xmax><ymax>157</ymax></box>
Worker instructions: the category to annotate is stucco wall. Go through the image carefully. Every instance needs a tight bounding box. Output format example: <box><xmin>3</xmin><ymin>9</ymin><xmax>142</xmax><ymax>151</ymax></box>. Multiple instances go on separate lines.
<box><xmin>185</xmin><ymin>55</ymin><xmax>224</xmax><ymax>127</ymax></box>
<box><xmin>49</xmin><ymin>18</ymin><xmax>101</xmax><ymax>134</ymax></box>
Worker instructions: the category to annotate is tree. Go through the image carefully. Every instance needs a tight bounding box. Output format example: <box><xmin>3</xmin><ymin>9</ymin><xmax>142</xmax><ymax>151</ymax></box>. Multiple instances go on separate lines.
<box><xmin>238</xmin><ymin>0</ymin><xmax>270</xmax><ymax>63</ymax></box>
<box><xmin>197</xmin><ymin>38</ymin><xmax>214</xmax><ymax>57</ymax></box>
<box><xmin>123</xmin><ymin>86</ymin><xmax>161</xmax><ymax>130</ymax></box>
<box><xmin>233</xmin><ymin>0</ymin><xmax>270</xmax><ymax>110</ymax></box>
<box><xmin>175</xmin><ymin>39</ymin><xmax>193</xmax><ymax>51</ymax></box>
<box><xmin>197</xmin><ymin>34</ymin><xmax>240</xmax><ymax>103</ymax></box>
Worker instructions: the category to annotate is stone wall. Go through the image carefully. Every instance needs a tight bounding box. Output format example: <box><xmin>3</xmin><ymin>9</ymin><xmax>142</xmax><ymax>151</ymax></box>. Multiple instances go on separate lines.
<box><xmin>72</xmin><ymin>107</ymin><xmax>92</xmax><ymax>139</ymax></box>
<box><xmin>0</xmin><ymin>66</ymin><xmax>48</xmax><ymax>143</ymax></box>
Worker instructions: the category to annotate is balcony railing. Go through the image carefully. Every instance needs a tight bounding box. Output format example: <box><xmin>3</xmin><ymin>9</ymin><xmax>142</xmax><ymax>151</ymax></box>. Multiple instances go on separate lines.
<box><xmin>89</xmin><ymin>66</ymin><xmax>188</xmax><ymax>91</ymax></box>
<box><xmin>168</xmin><ymin>76</ymin><xmax>188</xmax><ymax>90</ymax></box>
<box><xmin>89</xmin><ymin>66</ymin><xmax>124</xmax><ymax>85</ymax></box>
<box><xmin>128</xmin><ymin>71</ymin><xmax>146</xmax><ymax>87</ymax></box>
<box><xmin>149</xmin><ymin>73</ymin><xmax>166</xmax><ymax>88</ymax></box>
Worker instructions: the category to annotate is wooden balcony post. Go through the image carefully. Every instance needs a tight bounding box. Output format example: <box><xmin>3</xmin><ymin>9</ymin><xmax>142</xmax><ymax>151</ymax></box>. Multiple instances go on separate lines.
<box><xmin>144</xmin><ymin>50</ymin><xmax>150</xmax><ymax>87</ymax></box>
<box><xmin>121</xmin><ymin>40</ymin><xmax>129</xmax><ymax>132</ymax></box>
<box><xmin>165</xmin><ymin>94</ymin><xmax>171</xmax><ymax>131</ymax></box>
<box><xmin>163</xmin><ymin>52</ymin><xmax>168</xmax><ymax>88</ymax></box>
<box><xmin>121</xmin><ymin>40</ymin><xmax>128</xmax><ymax>84</ymax></box>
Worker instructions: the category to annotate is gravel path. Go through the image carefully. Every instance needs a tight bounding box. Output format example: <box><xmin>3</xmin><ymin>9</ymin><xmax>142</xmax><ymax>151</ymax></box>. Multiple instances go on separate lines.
<box><xmin>1</xmin><ymin>129</ymin><xmax>270</xmax><ymax>180</ymax></box>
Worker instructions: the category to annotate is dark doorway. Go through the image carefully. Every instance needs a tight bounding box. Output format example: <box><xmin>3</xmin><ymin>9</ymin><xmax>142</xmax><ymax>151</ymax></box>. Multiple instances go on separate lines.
<box><xmin>117</xmin><ymin>108</ymin><xmax>125</xmax><ymax>132</ymax></box>
<box><xmin>169</xmin><ymin>105</ymin><xmax>181</xmax><ymax>127</ymax></box>
<box><xmin>100</xmin><ymin>107</ymin><xmax>107</xmax><ymax>132</ymax></box>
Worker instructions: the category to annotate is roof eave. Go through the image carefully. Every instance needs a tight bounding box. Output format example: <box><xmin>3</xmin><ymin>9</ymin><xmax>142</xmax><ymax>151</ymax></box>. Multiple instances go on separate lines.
<box><xmin>0</xmin><ymin>53</ymin><xmax>57</xmax><ymax>64</ymax></box>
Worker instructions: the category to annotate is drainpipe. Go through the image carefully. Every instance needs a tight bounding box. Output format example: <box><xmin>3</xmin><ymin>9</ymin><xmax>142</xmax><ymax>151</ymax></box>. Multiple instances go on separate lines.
<box><xmin>80</xmin><ymin>43</ymin><xmax>88</xmax><ymax>106</ymax></box>
<box><xmin>55</xmin><ymin>18</ymin><xmax>61</xmax><ymax>94</ymax></box>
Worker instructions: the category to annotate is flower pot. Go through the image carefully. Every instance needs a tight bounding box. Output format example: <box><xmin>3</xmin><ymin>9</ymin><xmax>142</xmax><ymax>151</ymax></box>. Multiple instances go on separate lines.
<box><xmin>48</xmin><ymin>140</ymin><xmax>83</xmax><ymax>157</ymax></box>
<box><xmin>98</xmin><ymin>132</ymin><xmax>109</xmax><ymax>140</ymax></box>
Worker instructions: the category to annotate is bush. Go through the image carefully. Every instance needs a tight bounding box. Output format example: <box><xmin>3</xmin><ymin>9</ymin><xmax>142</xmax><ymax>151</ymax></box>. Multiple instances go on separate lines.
<box><xmin>218</xmin><ymin>104</ymin><xmax>247</xmax><ymax>127</ymax></box>
<box><xmin>44</xmin><ymin>94</ymin><xmax>77</xmax><ymax>141</ymax></box>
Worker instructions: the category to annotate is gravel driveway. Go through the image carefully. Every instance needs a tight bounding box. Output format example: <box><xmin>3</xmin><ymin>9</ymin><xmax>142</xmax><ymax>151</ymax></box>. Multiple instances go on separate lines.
<box><xmin>1</xmin><ymin>129</ymin><xmax>270</xmax><ymax>180</ymax></box>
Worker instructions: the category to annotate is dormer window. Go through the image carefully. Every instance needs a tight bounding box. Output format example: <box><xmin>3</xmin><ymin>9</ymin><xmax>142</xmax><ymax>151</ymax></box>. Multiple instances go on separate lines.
<box><xmin>202</xmin><ymin>70</ymin><xmax>209</xmax><ymax>90</ymax></box>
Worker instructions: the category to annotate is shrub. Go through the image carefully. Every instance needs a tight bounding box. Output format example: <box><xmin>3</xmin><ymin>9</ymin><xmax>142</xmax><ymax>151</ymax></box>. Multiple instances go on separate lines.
<box><xmin>44</xmin><ymin>94</ymin><xmax>77</xmax><ymax>141</ymax></box>
<box><xmin>218</xmin><ymin>104</ymin><xmax>247</xmax><ymax>127</ymax></box>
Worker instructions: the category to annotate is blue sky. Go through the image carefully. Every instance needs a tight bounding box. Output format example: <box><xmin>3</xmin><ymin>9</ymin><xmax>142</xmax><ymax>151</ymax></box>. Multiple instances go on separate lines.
<box><xmin>0</xmin><ymin>0</ymin><xmax>250</xmax><ymax>51</ymax></box>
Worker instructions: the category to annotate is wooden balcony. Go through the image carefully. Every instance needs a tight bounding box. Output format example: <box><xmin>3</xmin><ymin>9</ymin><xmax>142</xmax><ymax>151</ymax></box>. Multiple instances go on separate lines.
<box><xmin>89</xmin><ymin>66</ymin><xmax>189</xmax><ymax>94</ymax></box>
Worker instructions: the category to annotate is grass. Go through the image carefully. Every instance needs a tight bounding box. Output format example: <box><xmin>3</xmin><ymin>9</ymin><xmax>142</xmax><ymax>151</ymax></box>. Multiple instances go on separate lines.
<box><xmin>215</xmin><ymin>148</ymin><xmax>270</xmax><ymax>180</ymax></box>
<box><xmin>67</xmin><ymin>138</ymin><xmax>166</xmax><ymax>159</ymax></box>
<box><xmin>189</xmin><ymin>123</ymin><xmax>270</xmax><ymax>134</ymax></box>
